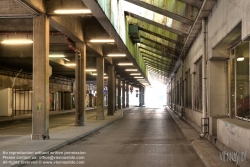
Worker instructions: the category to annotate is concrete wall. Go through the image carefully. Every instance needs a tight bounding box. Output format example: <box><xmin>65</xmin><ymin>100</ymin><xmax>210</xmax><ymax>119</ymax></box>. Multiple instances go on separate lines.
<box><xmin>217</xmin><ymin>119</ymin><xmax>250</xmax><ymax>160</ymax></box>
<box><xmin>167</xmin><ymin>0</ymin><xmax>250</xmax><ymax>162</ymax></box>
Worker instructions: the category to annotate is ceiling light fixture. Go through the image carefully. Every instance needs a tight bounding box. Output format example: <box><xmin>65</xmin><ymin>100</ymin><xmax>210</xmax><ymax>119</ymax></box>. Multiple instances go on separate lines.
<box><xmin>107</xmin><ymin>53</ymin><xmax>126</xmax><ymax>57</ymax></box>
<box><xmin>63</xmin><ymin>58</ymin><xmax>70</xmax><ymax>61</ymax></box>
<box><xmin>118</xmin><ymin>63</ymin><xmax>133</xmax><ymax>66</ymax></box>
<box><xmin>65</xmin><ymin>63</ymin><xmax>76</xmax><ymax>66</ymax></box>
<box><xmin>130</xmin><ymin>73</ymin><xmax>141</xmax><ymax>75</ymax></box>
<box><xmin>237</xmin><ymin>57</ymin><xmax>244</xmax><ymax>61</ymax></box>
<box><xmin>49</xmin><ymin>54</ymin><xmax>65</xmax><ymax>58</ymax></box>
<box><xmin>54</xmin><ymin>9</ymin><xmax>91</xmax><ymax>14</ymax></box>
<box><xmin>89</xmin><ymin>39</ymin><xmax>115</xmax><ymax>43</ymax></box>
<box><xmin>125</xmin><ymin>69</ymin><xmax>137</xmax><ymax>71</ymax></box>
<box><xmin>1</xmin><ymin>39</ymin><xmax>33</xmax><ymax>45</ymax></box>
<box><xmin>85</xmin><ymin>69</ymin><xmax>97</xmax><ymax>72</ymax></box>
<box><xmin>134</xmin><ymin>76</ymin><xmax>143</xmax><ymax>78</ymax></box>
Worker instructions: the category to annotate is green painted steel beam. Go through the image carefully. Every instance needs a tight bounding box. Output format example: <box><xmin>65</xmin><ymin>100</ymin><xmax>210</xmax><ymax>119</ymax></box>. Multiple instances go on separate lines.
<box><xmin>140</xmin><ymin>50</ymin><xmax>171</xmax><ymax>62</ymax></box>
<box><xmin>138</xmin><ymin>44</ymin><xmax>178</xmax><ymax>59</ymax></box>
<box><xmin>139</xmin><ymin>31</ymin><xmax>183</xmax><ymax>49</ymax></box>
<box><xmin>140</xmin><ymin>38</ymin><xmax>179</xmax><ymax>55</ymax></box>
<box><xmin>143</xmin><ymin>56</ymin><xmax>170</xmax><ymax>66</ymax></box>
<box><xmin>147</xmin><ymin>67</ymin><xmax>168</xmax><ymax>75</ymax></box>
<box><xmin>140</xmin><ymin>36</ymin><xmax>182</xmax><ymax>53</ymax></box>
<box><xmin>143</xmin><ymin>57</ymin><xmax>170</xmax><ymax>67</ymax></box>
<box><xmin>145</xmin><ymin>62</ymin><xmax>171</xmax><ymax>71</ymax></box>
<box><xmin>127</xmin><ymin>16</ymin><xmax>185</xmax><ymax>44</ymax></box>
<box><xmin>126</xmin><ymin>12</ymin><xmax>189</xmax><ymax>37</ymax></box>
<box><xmin>138</xmin><ymin>27</ymin><xmax>184</xmax><ymax>46</ymax></box>
<box><xmin>125</xmin><ymin>0</ymin><xmax>196</xmax><ymax>25</ymax></box>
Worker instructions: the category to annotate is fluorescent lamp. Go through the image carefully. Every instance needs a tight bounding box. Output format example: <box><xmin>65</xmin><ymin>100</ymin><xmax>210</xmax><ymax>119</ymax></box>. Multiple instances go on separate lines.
<box><xmin>54</xmin><ymin>9</ymin><xmax>91</xmax><ymax>14</ymax></box>
<box><xmin>85</xmin><ymin>69</ymin><xmax>96</xmax><ymax>72</ymax></box>
<box><xmin>125</xmin><ymin>69</ymin><xmax>137</xmax><ymax>71</ymax></box>
<box><xmin>90</xmin><ymin>39</ymin><xmax>115</xmax><ymax>43</ymax></box>
<box><xmin>107</xmin><ymin>54</ymin><xmax>126</xmax><ymax>57</ymax></box>
<box><xmin>63</xmin><ymin>58</ymin><xmax>70</xmax><ymax>61</ymax></box>
<box><xmin>134</xmin><ymin>77</ymin><xmax>143</xmax><ymax>78</ymax></box>
<box><xmin>118</xmin><ymin>63</ymin><xmax>133</xmax><ymax>66</ymax></box>
<box><xmin>91</xmin><ymin>73</ymin><xmax>106</xmax><ymax>75</ymax></box>
<box><xmin>1</xmin><ymin>39</ymin><xmax>33</xmax><ymax>45</ymax></box>
<box><xmin>237</xmin><ymin>57</ymin><xmax>244</xmax><ymax>61</ymax></box>
<box><xmin>104</xmin><ymin>76</ymin><xmax>108</xmax><ymax>79</ymax></box>
<box><xmin>49</xmin><ymin>54</ymin><xmax>65</xmax><ymax>58</ymax></box>
<box><xmin>65</xmin><ymin>63</ymin><xmax>76</xmax><ymax>66</ymax></box>
<box><xmin>130</xmin><ymin>73</ymin><xmax>141</xmax><ymax>75</ymax></box>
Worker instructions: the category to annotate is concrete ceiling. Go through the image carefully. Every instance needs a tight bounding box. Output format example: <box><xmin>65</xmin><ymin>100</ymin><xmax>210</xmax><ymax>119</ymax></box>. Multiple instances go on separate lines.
<box><xmin>0</xmin><ymin>0</ymin><xmax>218</xmax><ymax>86</ymax></box>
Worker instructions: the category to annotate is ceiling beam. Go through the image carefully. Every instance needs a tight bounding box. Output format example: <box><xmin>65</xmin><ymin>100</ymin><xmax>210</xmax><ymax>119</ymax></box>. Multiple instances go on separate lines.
<box><xmin>140</xmin><ymin>36</ymin><xmax>182</xmax><ymax>53</ymax></box>
<box><xmin>178</xmin><ymin>0</ymin><xmax>203</xmax><ymax>8</ymax></box>
<box><xmin>139</xmin><ymin>27</ymin><xmax>184</xmax><ymax>46</ymax></box>
<box><xmin>127</xmin><ymin>12</ymin><xmax>189</xmax><ymax>37</ymax></box>
<box><xmin>138</xmin><ymin>44</ymin><xmax>177</xmax><ymax>58</ymax></box>
<box><xmin>125</xmin><ymin>0</ymin><xmax>195</xmax><ymax>26</ymax></box>
<box><xmin>50</xmin><ymin>16</ymin><xmax>84</xmax><ymax>43</ymax></box>
<box><xmin>140</xmin><ymin>50</ymin><xmax>171</xmax><ymax>62</ymax></box>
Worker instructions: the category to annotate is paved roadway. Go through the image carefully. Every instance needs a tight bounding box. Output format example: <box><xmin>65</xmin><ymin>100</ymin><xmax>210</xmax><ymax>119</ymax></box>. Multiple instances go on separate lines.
<box><xmin>24</xmin><ymin>107</ymin><xmax>205</xmax><ymax>167</ymax></box>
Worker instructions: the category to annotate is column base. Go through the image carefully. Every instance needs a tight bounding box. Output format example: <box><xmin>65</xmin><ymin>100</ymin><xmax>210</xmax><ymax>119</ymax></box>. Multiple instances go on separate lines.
<box><xmin>96</xmin><ymin>116</ymin><xmax>105</xmax><ymax>120</ymax></box>
<box><xmin>31</xmin><ymin>134</ymin><xmax>50</xmax><ymax>140</ymax></box>
<box><xmin>107</xmin><ymin>112</ymin><xmax>114</xmax><ymax>116</ymax></box>
<box><xmin>75</xmin><ymin>121</ymin><xmax>86</xmax><ymax>126</ymax></box>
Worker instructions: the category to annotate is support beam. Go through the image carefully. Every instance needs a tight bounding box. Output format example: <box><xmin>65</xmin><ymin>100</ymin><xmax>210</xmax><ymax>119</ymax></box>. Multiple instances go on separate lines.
<box><xmin>107</xmin><ymin>65</ymin><xmax>115</xmax><ymax>115</ymax></box>
<box><xmin>126</xmin><ymin>83</ymin><xmax>129</xmax><ymax>107</ymax></box>
<box><xmin>122</xmin><ymin>80</ymin><xmax>125</xmax><ymax>108</ymax></box>
<box><xmin>127</xmin><ymin>13</ymin><xmax>189</xmax><ymax>37</ymax></box>
<box><xmin>125</xmin><ymin>0</ymin><xmax>196</xmax><ymax>25</ymax></box>
<box><xmin>75</xmin><ymin>43</ymin><xmax>86</xmax><ymax>126</ymax></box>
<box><xmin>32</xmin><ymin>14</ymin><xmax>50</xmax><ymax>140</ymax></box>
<box><xmin>96</xmin><ymin>57</ymin><xmax>104</xmax><ymax>120</ymax></box>
<box><xmin>118</xmin><ymin>77</ymin><xmax>121</xmax><ymax>109</ymax></box>
<box><xmin>50</xmin><ymin>16</ymin><xmax>84</xmax><ymax>42</ymax></box>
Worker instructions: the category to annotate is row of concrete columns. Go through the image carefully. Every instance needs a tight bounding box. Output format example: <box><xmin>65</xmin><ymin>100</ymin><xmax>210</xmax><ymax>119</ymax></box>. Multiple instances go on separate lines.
<box><xmin>31</xmin><ymin>14</ymin><xmax>130</xmax><ymax>140</ymax></box>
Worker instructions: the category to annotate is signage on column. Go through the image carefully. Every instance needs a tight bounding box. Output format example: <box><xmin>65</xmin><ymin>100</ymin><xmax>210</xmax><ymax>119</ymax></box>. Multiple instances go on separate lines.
<box><xmin>104</xmin><ymin>87</ymin><xmax>107</xmax><ymax>94</ymax></box>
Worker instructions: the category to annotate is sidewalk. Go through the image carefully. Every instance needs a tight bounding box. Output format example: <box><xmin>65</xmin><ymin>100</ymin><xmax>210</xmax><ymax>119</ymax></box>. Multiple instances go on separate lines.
<box><xmin>166</xmin><ymin>107</ymin><xmax>236</xmax><ymax>167</ymax></box>
<box><xmin>0</xmin><ymin>107</ymin><xmax>96</xmax><ymax>122</ymax></box>
<box><xmin>0</xmin><ymin>108</ymin><xmax>128</xmax><ymax>167</ymax></box>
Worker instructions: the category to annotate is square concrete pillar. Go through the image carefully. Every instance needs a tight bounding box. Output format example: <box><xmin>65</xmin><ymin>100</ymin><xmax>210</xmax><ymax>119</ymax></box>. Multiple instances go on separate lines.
<box><xmin>118</xmin><ymin>77</ymin><xmax>121</xmax><ymax>109</ymax></box>
<box><xmin>126</xmin><ymin>83</ymin><xmax>129</xmax><ymax>107</ymax></box>
<box><xmin>96</xmin><ymin>57</ymin><xmax>104</xmax><ymax>119</ymax></box>
<box><xmin>31</xmin><ymin>14</ymin><xmax>50</xmax><ymax>140</ymax></box>
<box><xmin>108</xmin><ymin>65</ymin><xmax>115</xmax><ymax>115</ymax></box>
<box><xmin>75</xmin><ymin>43</ymin><xmax>86</xmax><ymax>126</ymax></box>
<box><xmin>122</xmin><ymin>80</ymin><xmax>125</xmax><ymax>108</ymax></box>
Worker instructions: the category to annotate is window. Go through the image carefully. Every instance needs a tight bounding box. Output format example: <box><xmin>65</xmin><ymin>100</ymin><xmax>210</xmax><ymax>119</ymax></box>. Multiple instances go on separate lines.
<box><xmin>185</xmin><ymin>69</ymin><xmax>192</xmax><ymax>108</ymax></box>
<box><xmin>194</xmin><ymin>59</ymin><xmax>202</xmax><ymax>111</ymax></box>
<box><xmin>235</xmin><ymin>42</ymin><xmax>249</xmax><ymax>119</ymax></box>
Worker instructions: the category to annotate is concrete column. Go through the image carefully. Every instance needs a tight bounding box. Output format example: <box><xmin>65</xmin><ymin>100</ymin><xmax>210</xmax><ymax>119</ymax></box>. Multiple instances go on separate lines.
<box><xmin>122</xmin><ymin>80</ymin><xmax>125</xmax><ymax>108</ymax></box>
<box><xmin>117</xmin><ymin>77</ymin><xmax>121</xmax><ymax>109</ymax></box>
<box><xmin>96</xmin><ymin>57</ymin><xmax>104</xmax><ymax>119</ymax></box>
<box><xmin>108</xmin><ymin>65</ymin><xmax>115</xmax><ymax>115</ymax></box>
<box><xmin>75</xmin><ymin>43</ymin><xmax>86</xmax><ymax>126</ymax></box>
<box><xmin>139</xmin><ymin>86</ymin><xmax>142</xmax><ymax>106</ymax></box>
<box><xmin>89</xmin><ymin>94</ymin><xmax>93</xmax><ymax>107</ymax></box>
<box><xmin>141</xmin><ymin>86</ymin><xmax>145</xmax><ymax>106</ymax></box>
<box><xmin>114</xmin><ymin>77</ymin><xmax>117</xmax><ymax>113</ymax></box>
<box><xmin>126</xmin><ymin>83</ymin><xmax>129</xmax><ymax>107</ymax></box>
<box><xmin>32</xmin><ymin>14</ymin><xmax>50</xmax><ymax>140</ymax></box>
